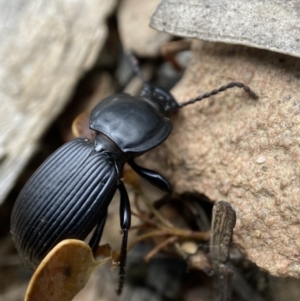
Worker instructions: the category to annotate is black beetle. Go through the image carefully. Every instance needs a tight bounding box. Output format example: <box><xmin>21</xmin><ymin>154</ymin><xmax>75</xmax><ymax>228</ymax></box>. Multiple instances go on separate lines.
<box><xmin>10</xmin><ymin>54</ymin><xmax>257</xmax><ymax>294</ymax></box>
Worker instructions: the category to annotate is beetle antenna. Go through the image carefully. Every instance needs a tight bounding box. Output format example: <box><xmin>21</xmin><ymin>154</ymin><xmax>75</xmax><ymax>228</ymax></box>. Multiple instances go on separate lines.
<box><xmin>126</xmin><ymin>50</ymin><xmax>149</xmax><ymax>85</ymax></box>
<box><xmin>177</xmin><ymin>81</ymin><xmax>258</xmax><ymax>108</ymax></box>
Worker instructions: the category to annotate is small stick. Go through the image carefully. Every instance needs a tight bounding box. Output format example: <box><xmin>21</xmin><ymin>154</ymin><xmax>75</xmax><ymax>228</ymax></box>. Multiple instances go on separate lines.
<box><xmin>141</xmin><ymin>194</ymin><xmax>175</xmax><ymax>229</ymax></box>
<box><xmin>144</xmin><ymin>236</ymin><xmax>178</xmax><ymax>262</ymax></box>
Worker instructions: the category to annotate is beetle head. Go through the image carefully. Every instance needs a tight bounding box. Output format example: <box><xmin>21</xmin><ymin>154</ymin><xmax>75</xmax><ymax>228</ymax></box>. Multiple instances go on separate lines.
<box><xmin>140</xmin><ymin>84</ymin><xmax>179</xmax><ymax>116</ymax></box>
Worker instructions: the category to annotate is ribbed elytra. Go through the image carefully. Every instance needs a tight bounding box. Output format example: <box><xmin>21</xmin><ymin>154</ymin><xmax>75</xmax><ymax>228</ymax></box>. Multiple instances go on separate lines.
<box><xmin>11</xmin><ymin>138</ymin><xmax>118</xmax><ymax>268</ymax></box>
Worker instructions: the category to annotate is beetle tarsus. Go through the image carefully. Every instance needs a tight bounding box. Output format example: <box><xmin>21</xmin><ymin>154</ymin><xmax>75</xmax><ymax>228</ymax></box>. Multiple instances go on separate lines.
<box><xmin>116</xmin><ymin>228</ymin><xmax>128</xmax><ymax>295</ymax></box>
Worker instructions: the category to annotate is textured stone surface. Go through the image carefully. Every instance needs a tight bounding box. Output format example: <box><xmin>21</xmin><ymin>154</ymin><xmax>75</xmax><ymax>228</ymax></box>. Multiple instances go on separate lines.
<box><xmin>140</xmin><ymin>40</ymin><xmax>300</xmax><ymax>278</ymax></box>
<box><xmin>118</xmin><ymin>0</ymin><xmax>171</xmax><ymax>57</ymax></box>
<box><xmin>0</xmin><ymin>0</ymin><xmax>117</xmax><ymax>203</ymax></box>
<box><xmin>151</xmin><ymin>0</ymin><xmax>300</xmax><ymax>58</ymax></box>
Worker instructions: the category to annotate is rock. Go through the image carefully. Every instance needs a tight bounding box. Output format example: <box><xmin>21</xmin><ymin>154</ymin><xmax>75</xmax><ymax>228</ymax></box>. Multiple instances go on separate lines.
<box><xmin>0</xmin><ymin>0</ymin><xmax>117</xmax><ymax>203</ymax></box>
<box><xmin>151</xmin><ymin>0</ymin><xmax>300</xmax><ymax>58</ymax></box>
<box><xmin>118</xmin><ymin>0</ymin><xmax>171</xmax><ymax>57</ymax></box>
<box><xmin>140</xmin><ymin>40</ymin><xmax>300</xmax><ymax>278</ymax></box>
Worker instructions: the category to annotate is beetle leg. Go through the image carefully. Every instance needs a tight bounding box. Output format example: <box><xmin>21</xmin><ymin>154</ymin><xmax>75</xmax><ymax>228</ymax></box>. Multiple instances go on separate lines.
<box><xmin>117</xmin><ymin>181</ymin><xmax>131</xmax><ymax>295</ymax></box>
<box><xmin>88</xmin><ymin>210</ymin><xmax>107</xmax><ymax>254</ymax></box>
<box><xmin>128</xmin><ymin>159</ymin><xmax>172</xmax><ymax>193</ymax></box>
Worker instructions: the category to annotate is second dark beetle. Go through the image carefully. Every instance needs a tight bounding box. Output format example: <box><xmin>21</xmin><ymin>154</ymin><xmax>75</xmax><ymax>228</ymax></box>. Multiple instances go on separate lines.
<box><xmin>10</xmin><ymin>58</ymin><xmax>257</xmax><ymax>294</ymax></box>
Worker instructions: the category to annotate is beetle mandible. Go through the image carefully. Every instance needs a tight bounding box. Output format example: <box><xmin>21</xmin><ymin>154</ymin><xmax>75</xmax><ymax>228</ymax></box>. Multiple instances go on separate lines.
<box><xmin>10</xmin><ymin>54</ymin><xmax>257</xmax><ymax>294</ymax></box>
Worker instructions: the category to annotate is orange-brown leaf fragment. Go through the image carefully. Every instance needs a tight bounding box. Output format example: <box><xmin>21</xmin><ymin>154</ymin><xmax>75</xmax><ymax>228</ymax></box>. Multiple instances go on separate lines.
<box><xmin>25</xmin><ymin>239</ymin><xmax>109</xmax><ymax>301</ymax></box>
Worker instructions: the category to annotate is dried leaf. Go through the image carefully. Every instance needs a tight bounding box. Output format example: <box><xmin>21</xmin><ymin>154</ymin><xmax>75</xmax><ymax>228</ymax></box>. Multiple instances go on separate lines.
<box><xmin>25</xmin><ymin>239</ymin><xmax>110</xmax><ymax>301</ymax></box>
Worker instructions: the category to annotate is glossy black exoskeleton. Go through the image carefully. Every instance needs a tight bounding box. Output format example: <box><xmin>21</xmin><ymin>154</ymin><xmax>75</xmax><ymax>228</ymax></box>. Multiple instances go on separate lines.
<box><xmin>10</xmin><ymin>54</ymin><xmax>257</xmax><ymax>294</ymax></box>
